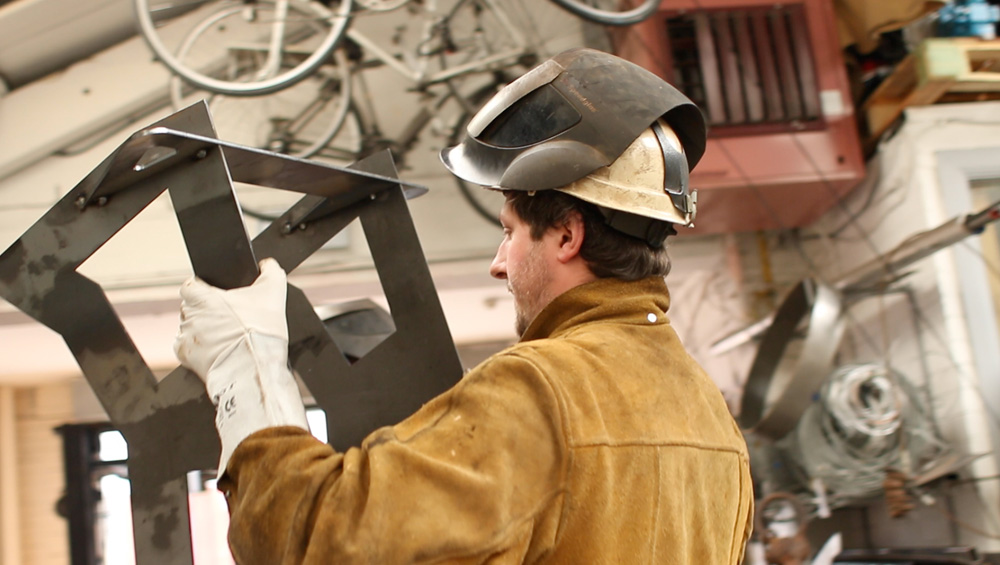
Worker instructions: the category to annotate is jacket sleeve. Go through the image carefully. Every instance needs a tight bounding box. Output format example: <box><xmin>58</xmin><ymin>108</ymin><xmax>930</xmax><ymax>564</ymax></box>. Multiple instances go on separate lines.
<box><xmin>218</xmin><ymin>352</ymin><xmax>568</xmax><ymax>565</ymax></box>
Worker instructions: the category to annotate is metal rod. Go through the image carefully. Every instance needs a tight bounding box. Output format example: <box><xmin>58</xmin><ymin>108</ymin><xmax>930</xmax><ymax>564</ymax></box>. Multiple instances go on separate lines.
<box><xmin>833</xmin><ymin>217</ymin><xmax>971</xmax><ymax>294</ymax></box>
<box><xmin>709</xmin><ymin>198</ymin><xmax>1000</xmax><ymax>355</ymax></box>
<box><xmin>58</xmin><ymin>424</ymin><xmax>101</xmax><ymax>565</ymax></box>
<box><xmin>834</xmin><ymin>198</ymin><xmax>1000</xmax><ymax>293</ymax></box>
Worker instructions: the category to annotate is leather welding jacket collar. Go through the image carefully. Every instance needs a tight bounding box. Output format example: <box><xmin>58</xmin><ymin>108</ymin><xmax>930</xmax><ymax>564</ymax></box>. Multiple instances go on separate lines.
<box><xmin>220</xmin><ymin>276</ymin><xmax>754</xmax><ymax>564</ymax></box>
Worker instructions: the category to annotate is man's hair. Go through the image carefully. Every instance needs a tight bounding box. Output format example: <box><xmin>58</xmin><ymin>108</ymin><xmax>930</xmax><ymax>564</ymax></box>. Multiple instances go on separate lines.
<box><xmin>506</xmin><ymin>190</ymin><xmax>671</xmax><ymax>280</ymax></box>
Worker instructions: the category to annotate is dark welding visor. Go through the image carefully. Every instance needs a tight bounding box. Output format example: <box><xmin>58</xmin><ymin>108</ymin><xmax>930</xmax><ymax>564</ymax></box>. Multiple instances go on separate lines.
<box><xmin>440</xmin><ymin>47</ymin><xmax>706</xmax><ymax>192</ymax></box>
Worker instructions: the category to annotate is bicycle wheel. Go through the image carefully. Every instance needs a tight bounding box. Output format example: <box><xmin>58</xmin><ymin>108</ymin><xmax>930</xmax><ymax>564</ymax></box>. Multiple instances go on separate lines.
<box><xmin>135</xmin><ymin>0</ymin><xmax>353</xmax><ymax>96</ymax></box>
<box><xmin>170</xmin><ymin>7</ymin><xmax>355</xmax><ymax>158</ymax></box>
<box><xmin>417</xmin><ymin>0</ymin><xmax>612</xmax><ymax>89</ymax></box>
<box><xmin>436</xmin><ymin>0</ymin><xmax>619</xmax><ymax>226</ymax></box>
<box><xmin>549</xmin><ymin>0</ymin><xmax>659</xmax><ymax>26</ymax></box>
<box><xmin>177</xmin><ymin>57</ymin><xmax>353</xmax><ymax>158</ymax></box>
<box><xmin>234</xmin><ymin>103</ymin><xmax>365</xmax><ymax>224</ymax></box>
<box><xmin>486</xmin><ymin>0</ymin><xmax>618</xmax><ymax>60</ymax></box>
<box><xmin>355</xmin><ymin>0</ymin><xmax>410</xmax><ymax>11</ymax></box>
<box><xmin>307</xmin><ymin>102</ymin><xmax>366</xmax><ymax>165</ymax></box>
<box><xmin>448</xmin><ymin>81</ymin><xmax>508</xmax><ymax>227</ymax></box>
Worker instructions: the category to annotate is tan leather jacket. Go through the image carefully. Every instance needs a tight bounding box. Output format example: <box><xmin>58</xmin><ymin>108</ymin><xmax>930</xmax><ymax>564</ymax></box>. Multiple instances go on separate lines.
<box><xmin>221</xmin><ymin>276</ymin><xmax>754</xmax><ymax>564</ymax></box>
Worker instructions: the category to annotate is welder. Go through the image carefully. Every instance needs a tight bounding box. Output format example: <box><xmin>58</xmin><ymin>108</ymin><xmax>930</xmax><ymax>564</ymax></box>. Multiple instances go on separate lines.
<box><xmin>175</xmin><ymin>47</ymin><xmax>754</xmax><ymax>564</ymax></box>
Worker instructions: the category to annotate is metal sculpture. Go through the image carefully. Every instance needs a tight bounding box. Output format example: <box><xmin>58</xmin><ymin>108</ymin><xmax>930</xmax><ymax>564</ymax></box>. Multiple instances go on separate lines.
<box><xmin>737</xmin><ymin>199</ymin><xmax>1000</xmax><ymax>440</ymax></box>
<box><xmin>0</xmin><ymin>101</ymin><xmax>464</xmax><ymax>564</ymax></box>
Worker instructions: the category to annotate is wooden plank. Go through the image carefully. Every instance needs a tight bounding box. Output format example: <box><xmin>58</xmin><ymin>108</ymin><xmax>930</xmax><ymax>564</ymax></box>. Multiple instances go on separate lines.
<box><xmin>871</xmin><ymin>55</ymin><xmax>919</xmax><ymax>101</ymax></box>
<box><xmin>864</xmin><ymin>76</ymin><xmax>953</xmax><ymax>140</ymax></box>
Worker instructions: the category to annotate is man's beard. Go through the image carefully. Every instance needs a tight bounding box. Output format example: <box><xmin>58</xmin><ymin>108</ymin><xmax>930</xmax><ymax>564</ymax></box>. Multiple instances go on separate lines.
<box><xmin>512</xmin><ymin>282</ymin><xmax>531</xmax><ymax>336</ymax></box>
<box><xmin>509</xmin><ymin>244</ymin><xmax>551</xmax><ymax>337</ymax></box>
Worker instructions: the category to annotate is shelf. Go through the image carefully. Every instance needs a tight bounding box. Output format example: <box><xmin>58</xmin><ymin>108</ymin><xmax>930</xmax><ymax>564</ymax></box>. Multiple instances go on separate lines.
<box><xmin>863</xmin><ymin>37</ymin><xmax>1000</xmax><ymax>144</ymax></box>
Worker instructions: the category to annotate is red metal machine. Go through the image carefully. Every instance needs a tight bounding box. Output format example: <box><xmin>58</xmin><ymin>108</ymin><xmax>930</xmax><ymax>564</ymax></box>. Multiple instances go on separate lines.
<box><xmin>615</xmin><ymin>0</ymin><xmax>866</xmax><ymax>234</ymax></box>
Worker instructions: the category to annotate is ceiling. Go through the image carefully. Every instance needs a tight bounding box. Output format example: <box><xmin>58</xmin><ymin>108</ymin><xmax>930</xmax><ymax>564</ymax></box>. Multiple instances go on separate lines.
<box><xmin>0</xmin><ymin>0</ymin><xmax>137</xmax><ymax>92</ymax></box>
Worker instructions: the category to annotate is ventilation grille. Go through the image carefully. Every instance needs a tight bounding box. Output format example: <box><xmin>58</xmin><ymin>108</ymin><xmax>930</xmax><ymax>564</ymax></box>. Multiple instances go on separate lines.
<box><xmin>666</xmin><ymin>6</ymin><xmax>821</xmax><ymax>128</ymax></box>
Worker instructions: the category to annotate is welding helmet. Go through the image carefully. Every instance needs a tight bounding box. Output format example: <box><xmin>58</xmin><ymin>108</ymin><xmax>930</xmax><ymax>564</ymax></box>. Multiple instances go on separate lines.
<box><xmin>440</xmin><ymin>47</ymin><xmax>707</xmax><ymax>245</ymax></box>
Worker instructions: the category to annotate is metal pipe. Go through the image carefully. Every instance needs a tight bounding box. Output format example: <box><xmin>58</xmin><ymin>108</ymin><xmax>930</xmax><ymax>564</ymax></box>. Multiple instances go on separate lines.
<box><xmin>833</xmin><ymin>217</ymin><xmax>972</xmax><ymax>294</ymax></box>
<box><xmin>835</xmin><ymin>198</ymin><xmax>1000</xmax><ymax>294</ymax></box>
<box><xmin>710</xmin><ymin>198</ymin><xmax>1000</xmax><ymax>355</ymax></box>
<box><xmin>833</xmin><ymin>201</ymin><xmax>1000</xmax><ymax>293</ymax></box>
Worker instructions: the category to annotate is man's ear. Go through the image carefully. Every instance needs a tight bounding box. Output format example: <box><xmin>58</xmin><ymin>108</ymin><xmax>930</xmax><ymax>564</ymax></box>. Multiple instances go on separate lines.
<box><xmin>555</xmin><ymin>211</ymin><xmax>585</xmax><ymax>264</ymax></box>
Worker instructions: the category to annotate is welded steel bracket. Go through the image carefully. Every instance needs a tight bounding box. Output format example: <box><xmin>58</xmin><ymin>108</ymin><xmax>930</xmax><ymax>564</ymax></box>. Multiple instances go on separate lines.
<box><xmin>0</xmin><ymin>101</ymin><xmax>463</xmax><ymax>564</ymax></box>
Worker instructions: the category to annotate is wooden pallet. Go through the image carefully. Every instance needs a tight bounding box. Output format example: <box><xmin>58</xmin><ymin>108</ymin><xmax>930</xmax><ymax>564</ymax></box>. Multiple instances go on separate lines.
<box><xmin>863</xmin><ymin>38</ymin><xmax>1000</xmax><ymax>143</ymax></box>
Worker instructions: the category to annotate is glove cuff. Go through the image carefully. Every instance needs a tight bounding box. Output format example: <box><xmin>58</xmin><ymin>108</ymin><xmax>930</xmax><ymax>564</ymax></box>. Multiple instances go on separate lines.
<box><xmin>208</xmin><ymin>332</ymin><xmax>309</xmax><ymax>474</ymax></box>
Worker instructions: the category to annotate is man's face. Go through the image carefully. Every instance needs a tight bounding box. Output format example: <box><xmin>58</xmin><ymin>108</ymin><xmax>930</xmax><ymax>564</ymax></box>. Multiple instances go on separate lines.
<box><xmin>490</xmin><ymin>199</ymin><xmax>554</xmax><ymax>336</ymax></box>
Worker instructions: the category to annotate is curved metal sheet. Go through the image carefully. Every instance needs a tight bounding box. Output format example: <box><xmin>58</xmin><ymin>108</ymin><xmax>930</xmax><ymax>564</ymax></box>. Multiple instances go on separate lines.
<box><xmin>739</xmin><ymin>277</ymin><xmax>846</xmax><ymax>440</ymax></box>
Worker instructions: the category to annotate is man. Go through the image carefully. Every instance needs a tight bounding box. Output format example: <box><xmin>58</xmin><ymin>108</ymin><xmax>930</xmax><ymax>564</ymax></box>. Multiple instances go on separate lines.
<box><xmin>175</xmin><ymin>48</ymin><xmax>753</xmax><ymax>564</ymax></box>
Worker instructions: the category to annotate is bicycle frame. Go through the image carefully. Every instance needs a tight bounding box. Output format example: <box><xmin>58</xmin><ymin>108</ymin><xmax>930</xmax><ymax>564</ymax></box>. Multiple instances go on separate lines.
<box><xmin>261</xmin><ymin>0</ymin><xmax>292</xmax><ymax>78</ymax></box>
<box><xmin>344</xmin><ymin>0</ymin><xmax>534</xmax><ymax>89</ymax></box>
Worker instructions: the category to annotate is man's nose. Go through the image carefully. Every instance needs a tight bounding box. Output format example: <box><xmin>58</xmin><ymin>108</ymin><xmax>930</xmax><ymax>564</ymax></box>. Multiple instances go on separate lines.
<box><xmin>489</xmin><ymin>249</ymin><xmax>506</xmax><ymax>280</ymax></box>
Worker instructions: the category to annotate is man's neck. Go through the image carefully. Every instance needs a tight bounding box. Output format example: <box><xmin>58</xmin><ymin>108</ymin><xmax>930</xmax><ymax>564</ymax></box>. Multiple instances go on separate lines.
<box><xmin>546</xmin><ymin>258</ymin><xmax>598</xmax><ymax>307</ymax></box>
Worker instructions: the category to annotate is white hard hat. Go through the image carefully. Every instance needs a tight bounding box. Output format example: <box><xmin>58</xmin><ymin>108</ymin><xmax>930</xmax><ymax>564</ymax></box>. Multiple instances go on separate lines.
<box><xmin>557</xmin><ymin>119</ymin><xmax>696</xmax><ymax>230</ymax></box>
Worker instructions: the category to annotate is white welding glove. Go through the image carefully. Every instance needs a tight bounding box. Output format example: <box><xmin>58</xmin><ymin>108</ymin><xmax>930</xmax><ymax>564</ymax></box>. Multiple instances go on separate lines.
<box><xmin>175</xmin><ymin>257</ymin><xmax>309</xmax><ymax>474</ymax></box>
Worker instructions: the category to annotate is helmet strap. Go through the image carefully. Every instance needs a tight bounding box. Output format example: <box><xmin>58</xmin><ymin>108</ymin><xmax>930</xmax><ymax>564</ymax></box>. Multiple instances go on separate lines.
<box><xmin>597</xmin><ymin>207</ymin><xmax>676</xmax><ymax>248</ymax></box>
<box><xmin>651</xmin><ymin>121</ymin><xmax>694</xmax><ymax>219</ymax></box>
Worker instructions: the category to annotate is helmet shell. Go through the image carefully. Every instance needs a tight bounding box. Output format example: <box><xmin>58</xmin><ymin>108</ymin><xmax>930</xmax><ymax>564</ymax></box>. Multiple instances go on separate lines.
<box><xmin>440</xmin><ymin>47</ymin><xmax>706</xmax><ymax>192</ymax></box>
<box><xmin>557</xmin><ymin>120</ymin><xmax>695</xmax><ymax>227</ymax></box>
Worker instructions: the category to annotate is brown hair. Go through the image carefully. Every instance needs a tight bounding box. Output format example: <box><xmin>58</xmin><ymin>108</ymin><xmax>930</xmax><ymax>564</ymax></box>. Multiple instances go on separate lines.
<box><xmin>506</xmin><ymin>190</ymin><xmax>671</xmax><ymax>280</ymax></box>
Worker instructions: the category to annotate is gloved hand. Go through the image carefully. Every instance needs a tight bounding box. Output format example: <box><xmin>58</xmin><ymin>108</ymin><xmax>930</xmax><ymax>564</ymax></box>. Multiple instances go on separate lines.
<box><xmin>175</xmin><ymin>257</ymin><xmax>309</xmax><ymax>474</ymax></box>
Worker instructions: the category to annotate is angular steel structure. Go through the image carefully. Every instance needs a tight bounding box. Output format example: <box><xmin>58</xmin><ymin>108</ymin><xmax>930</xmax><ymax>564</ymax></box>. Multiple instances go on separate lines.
<box><xmin>0</xmin><ymin>101</ymin><xmax>463</xmax><ymax>564</ymax></box>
